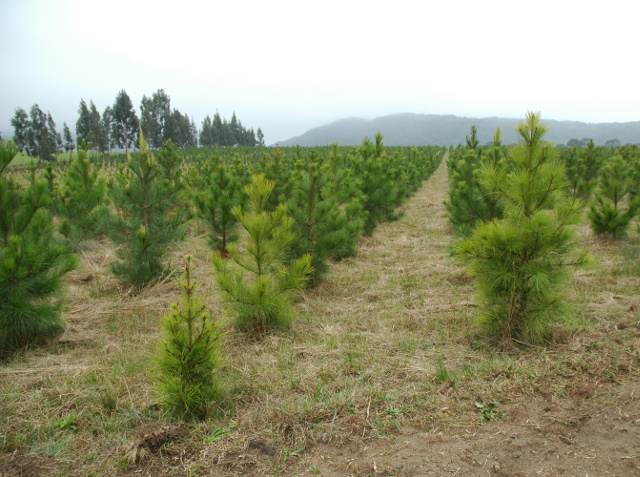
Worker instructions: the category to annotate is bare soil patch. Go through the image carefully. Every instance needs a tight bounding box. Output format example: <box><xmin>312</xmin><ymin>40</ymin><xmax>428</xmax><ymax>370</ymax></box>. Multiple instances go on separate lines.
<box><xmin>287</xmin><ymin>379</ymin><xmax>640</xmax><ymax>476</ymax></box>
<box><xmin>0</xmin><ymin>452</ymin><xmax>60</xmax><ymax>477</ymax></box>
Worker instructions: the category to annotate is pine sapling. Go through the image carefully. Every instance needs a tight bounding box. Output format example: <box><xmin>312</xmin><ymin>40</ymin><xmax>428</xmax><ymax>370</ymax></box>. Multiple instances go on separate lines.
<box><xmin>44</xmin><ymin>162</ymin><xmax>56</xmax><ymax>196</ymax></box>
<box><xmin>57</xmin><ymin>139</ymin><xmax>107</xmax><ymax>246</ymax></box>
<box><xmin>212</xmin><ymin>174</ymin><xmax>313</xmax><ymax>334</ymax></box>
<box><xmin>288</xmin><ymin>161</ymin><xmax>362</xmax><ymax>284</ymax></box>
<box><xmin>562</xmin><ymin>139</ymin><xmax>604</xmax><ymax>201</ymax></box>
<box><xmin>466</xmin><ymin>125</ymin><xmax>479</xmax><ymax>150</ymax></box>
<box><xmin>107</xmin><ymin>129</ymin><xmax>188</xmax><ymax>289</ymax></box>
<box><xmin>193</xmin><ymin>161</ymin><xmax>246</xmax><ymax>256</ymax></box>
<box><xmin>458</xmin><ymin>113</ymin><xmax>588</xmax><ymax>346</ymax></box>
<box><xmin>155</xmin><ymin>256</ymin><xmax>224</xmax><ymax>420</ymax></box>
<box><xmin>0</xmin><ymin>140</ymin><xmax>76</xmax><ymax>358</ymax></box>
<box><xmin>352</xmin><ymin>134</ymin><xmax>404</xmax><ymax>235</ymax></box>
<box><xmin>588</xmin><ymin>154</ymin><xmax>640</xmax><ymax>238</ymax></box>
<box><xmin>156</xmin><ymin>138</ymin><xmax>183</xmax><ymax>192</ymax></box>
<box><xmin>446</xmin><ymin>129</ymin><xmax>504</xmax><ymax>236</ymax></box>
<box><xmin>324</xmin><ymin>145</ymin><xmax>367</xmax><ymax>258</ymax></box>
<box><xmin>262</xmin><ymin>147</ymin><xmax>292</xmax><ymax>210</ymax></box>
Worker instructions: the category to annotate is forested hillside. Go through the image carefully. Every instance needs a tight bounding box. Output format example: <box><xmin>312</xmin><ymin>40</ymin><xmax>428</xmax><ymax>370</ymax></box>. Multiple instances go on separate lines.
<box><xmin>276</xmin><ymin>112</ymin><xmax>640</xmax><ymax>147</ymax></box>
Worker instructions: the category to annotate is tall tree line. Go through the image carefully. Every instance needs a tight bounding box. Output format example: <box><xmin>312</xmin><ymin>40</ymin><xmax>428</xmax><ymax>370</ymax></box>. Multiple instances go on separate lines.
<box><xmin>10</xmin><ymin>105</ymin><xmax>64</xmax><ymax>161</ymax></box>
<box><xmin>140</xmin><ymin>88</ymin><xmax>198</xmax><ymax>149</ymax></box>
<box><xmin>9</xmin><ymin>89</ymin><xmax>263</xmax><ymax>158</ymax></box>
<box><xmin>199</xmin><ymin>111</ymin><xmax>261</xmax><ymax>147</ymax></box>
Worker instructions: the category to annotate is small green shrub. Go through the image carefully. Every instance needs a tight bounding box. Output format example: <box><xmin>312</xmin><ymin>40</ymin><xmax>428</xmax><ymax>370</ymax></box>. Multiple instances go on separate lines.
<box><xmin>52</xmin><ymin>413</ymin><xmax>79</xmax><ymax>431</ymax></box>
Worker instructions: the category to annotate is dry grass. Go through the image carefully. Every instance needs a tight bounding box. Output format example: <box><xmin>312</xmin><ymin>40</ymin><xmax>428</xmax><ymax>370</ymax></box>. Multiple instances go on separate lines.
<box><xmin>1</xmin><ymin>155</ymin><xmax>640</xmax><ymax>476</ymax></box>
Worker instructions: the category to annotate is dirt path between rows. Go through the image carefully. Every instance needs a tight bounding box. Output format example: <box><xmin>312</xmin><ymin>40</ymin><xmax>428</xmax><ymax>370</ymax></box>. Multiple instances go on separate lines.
<box><xmin>285</xmin><ymin>155</ymin><xmax>640</xmax><ymax>476</ymax></box>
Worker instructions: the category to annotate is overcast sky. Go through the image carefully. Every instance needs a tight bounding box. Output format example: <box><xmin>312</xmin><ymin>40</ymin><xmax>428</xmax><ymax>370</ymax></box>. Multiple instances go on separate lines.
<box><xmin>2</xmin><ymin>0</ymin><xmax>639</xmax><ymax>144</ymax></box>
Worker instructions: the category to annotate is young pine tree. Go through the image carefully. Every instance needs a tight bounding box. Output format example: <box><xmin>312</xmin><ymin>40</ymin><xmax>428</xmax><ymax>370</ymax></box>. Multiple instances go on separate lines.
<box><xmin>212</xmin><ymin>174</ymin><xmax>313</xmax><ymax>334</ymax></box>
<box><xmin>562</xmin><ymin>139</ymin><xmax>604</xmax><ymax>201</ymax></box>
<box><xmin>445</xmin><ymin>129</ymin><xmax>504</xmax><ymax>236</ymax></box>
<box><xmin>261</xmin><ymin>147</ymin><xmax>294</xmax><ymax>211</ymax></box>
<box><xmin>287</xmin><ymin>161</ymin><xmax>362</xmax><ymax>284</ymax></box>
<box><xmin>107</xmin><ymin>130</ymin><xmax>187</xmax><ymax>289</ymax></box>
<box><xmin>466</xmin><ymin>125</ymin><xmax>480</xmax><ymax>150</ymax></box>
<box><xmin>155</xmin><ymin>256</ymin><xmax>224</xmax><ymax>420</ymax></box>
<box><xmin>562</xmin><ymin>147</ymin><xmax>590</xmax><ymax>200</ymax></box>
<box><xmin>156</xmin><ymin>138</ymin><xmax>183</xmax><ymax>191</ymax></box>
<box><xmin>352</xmin><ymin>133</ymin><xmax>404</xmax><ymax>235</ymax></box>
<box><xmin>0</xmin><ymin>140</ymin><xmax>76</xmax><ymax>358</ymax></box>
<box><xmin>581</xmin><ymin>139</ymin><xmax>604</xmax><ymax>187</ymax></box>
<box><xmin>587</xmin><ymin>153</ymin><xmax>640</xmax><ymax>238</ymax></box>
<box><xmin>192</xmin><ymin>161</ymin><xmax>246</xmax><ymax>256</ymax></box>
<box><xmin>446</xmin><ymin>151</ymin><xmax>491</xmax><ymax>236</ymax></box>
<box><xmin>458</xmin><ymin>113</ymin><xmax>587</xmax><ymax>346</ymax></box>
<box><xmin>57</xmin><ymin>139</ymin><xmax>107</xmax><ymax>246</ymax></box>
<box><xmin>43</xmin><ymin>162</ymin><xmax>56</xmax><ymax>196</ymax></box>
<box><xmin>323</xmin><ymin>144</ymin><xmax>367</xmax><ymax>259</ymax></box>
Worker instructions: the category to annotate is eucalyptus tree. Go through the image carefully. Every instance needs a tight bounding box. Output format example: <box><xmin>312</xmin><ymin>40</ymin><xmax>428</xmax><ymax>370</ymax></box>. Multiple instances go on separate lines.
<box><xmin>10</xmin><ymin>107</ymin><xmax>29</xmax><ymax>153</ymax></box>
<box><xmin>111</xmin><ymin>89</ymin><xmax>139</xmax><ymax>153</ymax></box>
<box><xmin>12</xmin><ymin>104</ymin><xmax>61</xmax><ymax>161</ymax></box>
<box><xmin>76</xmin><ymin>99</ymin><xmax>107</xmax><ymax>152</ymax></box>
<box><xmin>76</xmin><ymin>99</ymin><xmax>92</xmax><ymax>146</ymax></box>
<box><xmin>199</xmin><ymin>115</ymin><xmax>218</xmax><ymax>147</ymax></box>
<box><xmin>89</xmin><ymin>101</ymin><xmax>108</xmax><ymax>153</ymax></box>
<box><xmin>140</xmin><ymin>89</ymin><xmax>171</xmax><ymax>149</ymax></box>
<box><xmin>63</xmin><ymin>123</ymin><xmax>75</xmax><ymax>157</ymax></box>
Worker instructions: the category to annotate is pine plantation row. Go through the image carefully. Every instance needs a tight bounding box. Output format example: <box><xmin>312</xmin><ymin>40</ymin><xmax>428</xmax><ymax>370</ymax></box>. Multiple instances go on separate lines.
<box><xmin>3</xmin><ymin>112</ymin><xmax>639</xmax><ymax>420</ymax></box>
<box><xmin>0</xmin><ymin>133</ymin><xmax>443</xmax><ymax>362</ymax></box>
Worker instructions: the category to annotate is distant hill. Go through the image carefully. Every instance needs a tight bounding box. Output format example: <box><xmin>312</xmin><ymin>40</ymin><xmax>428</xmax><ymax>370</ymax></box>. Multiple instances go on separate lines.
<box><xmin>274</xmin><ymin>113</ymin><xmax>640</xmax><ymax>147</ymax></box>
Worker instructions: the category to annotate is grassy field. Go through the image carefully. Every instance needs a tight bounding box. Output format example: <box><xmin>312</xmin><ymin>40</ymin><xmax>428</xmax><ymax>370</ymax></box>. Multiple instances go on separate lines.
<box><xmin>10</xmin><ymin>152</ymin><xmax>73</xmax><ymax>165</ymax></box>
<box><xmin>1</xmin><ymin>156</ymin><xmax>639</xmax><ymax>476</ymax></box>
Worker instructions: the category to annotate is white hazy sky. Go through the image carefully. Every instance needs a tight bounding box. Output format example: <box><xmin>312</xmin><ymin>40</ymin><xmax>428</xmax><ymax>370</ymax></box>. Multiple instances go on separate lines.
<box><xmin>1</xmin><ymin>0</ymin><xmax>639</xmax><ymax>144</ymax></box>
